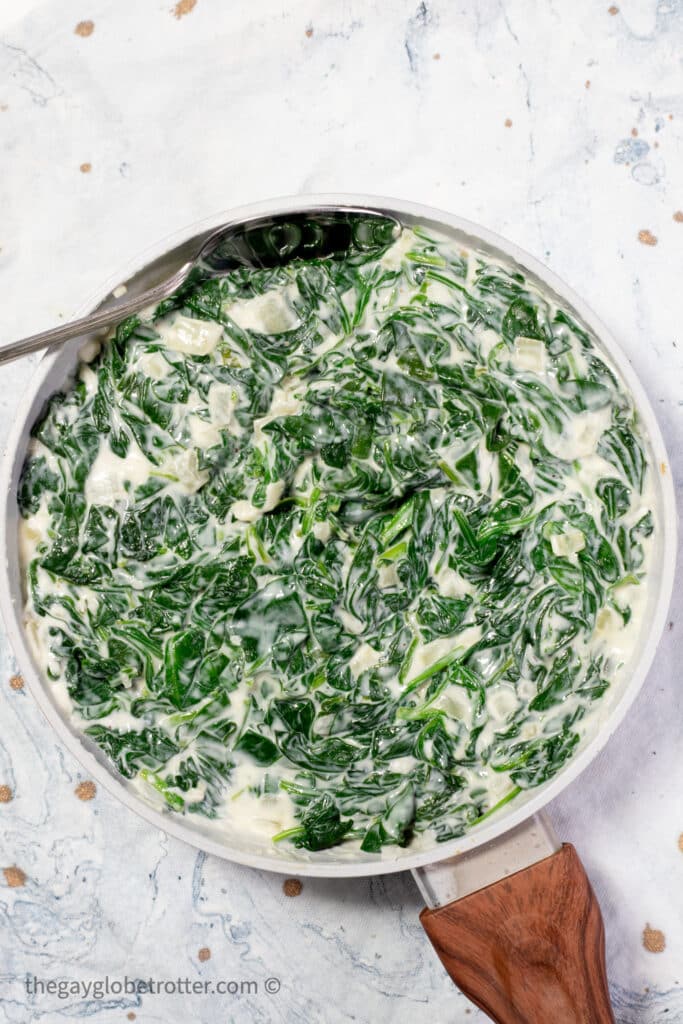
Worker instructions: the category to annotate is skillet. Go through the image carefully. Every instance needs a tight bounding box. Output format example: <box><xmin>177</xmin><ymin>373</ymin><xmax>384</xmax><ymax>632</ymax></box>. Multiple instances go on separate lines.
<box><xmin>1</xmin><ymin>195</ymin><xmax>675</xmax><ymax>1022</ymax></box>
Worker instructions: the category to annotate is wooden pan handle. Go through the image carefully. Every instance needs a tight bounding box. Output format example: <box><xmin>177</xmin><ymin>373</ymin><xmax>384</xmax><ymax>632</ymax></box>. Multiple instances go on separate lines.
<box><xmin>420</xmin><ymin>843</ymin><xmax>615</xmax><ymax>1024</ymax></box>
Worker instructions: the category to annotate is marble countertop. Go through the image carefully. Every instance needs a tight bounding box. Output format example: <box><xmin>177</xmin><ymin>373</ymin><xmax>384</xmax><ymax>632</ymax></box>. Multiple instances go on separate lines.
<box><xmin>0</xmin><ymin>1</ymin><xmax>681</xmax><ymax>1021</ymax></box>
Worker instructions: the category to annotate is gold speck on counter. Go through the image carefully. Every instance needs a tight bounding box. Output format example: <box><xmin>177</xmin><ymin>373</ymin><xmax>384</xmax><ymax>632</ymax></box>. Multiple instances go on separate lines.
<box><xmin>173</xmin><ymin>0</ymin><xmax>197</xmax><ymax>18</ymax></box>
<box><xmin>642</xmin><ymin>924</ymin><xmax>666</xmax><ymax>953</ymax></box>
<box><xmin>3</xmin><ymin>866</ymin><xmax>27</xmax><ymax>887</ymax></box>
<box><xmin>74</xmin><ymin>780</ymin><xmax>97</xmax><ymax>801</ymax></box>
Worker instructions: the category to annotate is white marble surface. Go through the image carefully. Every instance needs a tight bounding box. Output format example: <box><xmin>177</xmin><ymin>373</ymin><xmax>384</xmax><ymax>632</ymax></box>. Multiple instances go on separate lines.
<box><xmin>0</xmin><ymin>2</ymin><xmax>682</xmax><ymax>1021</ymax></box>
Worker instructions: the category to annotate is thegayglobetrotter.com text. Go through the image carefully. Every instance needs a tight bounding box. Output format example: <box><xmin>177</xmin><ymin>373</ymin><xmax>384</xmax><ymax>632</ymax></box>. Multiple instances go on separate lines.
<box><xmin>25</xmin><ymin>974</ymin><xmax>281</xmax><ymax>1000</ymax></box>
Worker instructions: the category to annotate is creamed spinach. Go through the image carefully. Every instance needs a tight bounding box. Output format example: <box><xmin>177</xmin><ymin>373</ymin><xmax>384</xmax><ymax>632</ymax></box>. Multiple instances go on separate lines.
<box><xmin>19</xmin><ymin>226</ymin><xmax>654</xmax><ymax>854</ymax></box>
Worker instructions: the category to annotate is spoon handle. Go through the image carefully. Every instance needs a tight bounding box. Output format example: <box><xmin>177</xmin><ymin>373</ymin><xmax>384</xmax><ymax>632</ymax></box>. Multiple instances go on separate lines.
<box><xmin>0</xmin><ymin>264</ymin><xmax>190</xmax><ymax>367</ymax></box>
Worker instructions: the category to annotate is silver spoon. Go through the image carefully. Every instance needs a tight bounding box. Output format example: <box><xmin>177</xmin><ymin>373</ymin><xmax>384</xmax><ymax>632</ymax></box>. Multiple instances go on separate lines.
<box><xmin>1</xmin><ymin>207</ymin><xmax>402</xmax><ymax>366</ymax></box>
